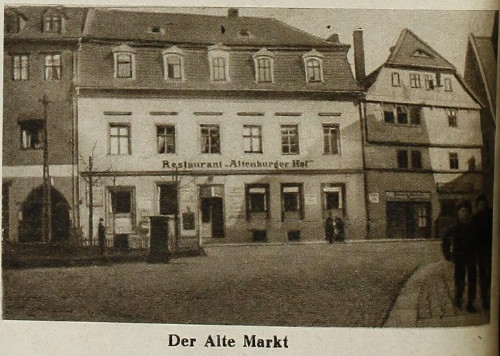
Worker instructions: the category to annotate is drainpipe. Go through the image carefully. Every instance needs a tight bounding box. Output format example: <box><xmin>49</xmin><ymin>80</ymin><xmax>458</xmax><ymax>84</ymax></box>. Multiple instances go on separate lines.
<box><xmin>358</xmin><ymin>100</ymin><xmax>370</xmax><ymax>239</ymax></box>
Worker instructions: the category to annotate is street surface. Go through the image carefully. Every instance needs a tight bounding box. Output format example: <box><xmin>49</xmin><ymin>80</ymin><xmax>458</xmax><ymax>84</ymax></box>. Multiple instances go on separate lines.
<box><xmin>3</xmin><ymin>241</ymin><xmax>442</xmax><ymax>326</ymax></box>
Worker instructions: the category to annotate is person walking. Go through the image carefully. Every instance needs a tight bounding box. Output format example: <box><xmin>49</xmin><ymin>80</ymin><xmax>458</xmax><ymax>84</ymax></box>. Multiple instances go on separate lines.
<box><xmin>442</xmin><ymin>201</ymin><xmax>478</xmax><ymax>313</ymax></box>
<box><xmin>325</xmin><ymin>212</ymin><xmax>334</xmax><ymax>244</ymax></box>
<box><xmin>334</xmin><ymin>217</ymin><xmax>345</xmax><ymax>242</ymax></box>
<box><xmin>98</xmin><ymin>218</ymin><xmax>106</xmax><ymax>255</ymax></box>
<box><xmin>472</xmin><ymin>194</ymin><xmax>493</xmax><ymax>310</ymax></box>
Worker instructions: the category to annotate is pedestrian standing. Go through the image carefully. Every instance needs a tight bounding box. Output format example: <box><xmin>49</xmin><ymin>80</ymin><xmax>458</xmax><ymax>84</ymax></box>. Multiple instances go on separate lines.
<box><xmin>334</xmin><ymin>217</ymin><xmax>345</xmax><ymax>242</ymax></box>
<box><xmin>442</xmin><ymin>201</ymin><xmax>478</xmax><ymax>312</ymax></box>
<box><xmin>98</xmin><ymin>218</ymin><xmax>106</xmax><ymax>255</ymax></box>
<box><xmin>325</xmin><ymin>212</ymin><xmax>334</xmax><ymax>244</ymax></box>
<box><xmin>472</xmin><ymin>194</ymin><xmax>493</xmax><ymax>310</ymax></box>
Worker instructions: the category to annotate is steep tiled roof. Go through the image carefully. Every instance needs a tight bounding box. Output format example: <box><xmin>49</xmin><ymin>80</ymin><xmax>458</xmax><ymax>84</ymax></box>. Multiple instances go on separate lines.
<box><xmin>4</xmin><ymin>6</ymin><xmax>88</xmax><ymax>40</ymax></box>
<box><xmin>386</xmin><ymin>29</ymin><xmax>456</xmax><ymax>71</ymax></box>
<box><xmin>468</xmin><ymin>34</ymin><xmax>497</xmax><ymax>118</ymax></box>
<box><xmin>82</xmin><ymin>9</ymin><xmax>338</xmax><ymax>48</ymax></box>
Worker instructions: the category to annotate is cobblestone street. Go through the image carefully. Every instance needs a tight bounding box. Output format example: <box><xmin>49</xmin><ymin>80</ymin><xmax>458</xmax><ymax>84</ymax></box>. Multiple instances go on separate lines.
<box><xmin>3</xmin><ymin>241</ymin><xmax>443</xmax><ymax>327</ymax></box>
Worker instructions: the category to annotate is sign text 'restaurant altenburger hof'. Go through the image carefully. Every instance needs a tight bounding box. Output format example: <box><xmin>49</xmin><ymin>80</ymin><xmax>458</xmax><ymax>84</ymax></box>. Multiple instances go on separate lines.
<box><xmin>162</xmin><ymin>159</ymin><xmax>315</xmax><ymax>170</ymax></box>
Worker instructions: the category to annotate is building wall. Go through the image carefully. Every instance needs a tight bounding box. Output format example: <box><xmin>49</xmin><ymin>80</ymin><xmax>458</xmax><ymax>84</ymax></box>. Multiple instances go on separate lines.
<box><xmin>77</xmin><ymin>96</ymin><xmax>366</xmax><ymax>244</ymax></box>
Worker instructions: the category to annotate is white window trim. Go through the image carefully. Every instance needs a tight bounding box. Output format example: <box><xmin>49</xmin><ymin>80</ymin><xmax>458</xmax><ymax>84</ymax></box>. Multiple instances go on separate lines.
<box><xmin>208</xmin><ymin>43</ymin><xmax>230</xmax><ymax>82</ymax></box>
<box><xmin>302</xmin><ymin>49</ymin><xmax>324</xmax><ymax>83</ymax></box>
<box><xmin>252</xmin><ymin>48</ymin><xmax>275</xmax><ymax>84</ymax></box>
<box><xmin>162</xmin><ymin>46</ymin><xmax>185</xmax><ymax>81</ymax></box>
<box><xmin>112</xmin><ymin>44</ymin><xmax>137</xmax><ymax>80</ymax></box>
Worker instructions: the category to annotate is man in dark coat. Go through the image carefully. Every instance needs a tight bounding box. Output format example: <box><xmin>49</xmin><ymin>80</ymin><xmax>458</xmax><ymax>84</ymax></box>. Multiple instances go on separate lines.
<box><xmin>325</xmin><ymin>212</ymin><xmax>334</xmax><ymax>244</ymax></box>
<box><xmin>442</xmin><ymin>201</ymin><xmax>478</xmax><ymax>312</ymax></box>
<box><xmin>472</xmin><ymin>194</ymin><xmax>493</xmax><ymax>309</ymax></box>
<box><xmin>98</xmin><ymin>218</ymin><xmax>106</xmax><ymax>255</ymax></box>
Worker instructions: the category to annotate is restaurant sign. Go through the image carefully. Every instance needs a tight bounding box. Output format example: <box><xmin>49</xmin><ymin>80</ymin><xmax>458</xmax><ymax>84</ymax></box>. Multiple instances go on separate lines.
<box><xmin>162</xmin><ymin>159</ymin><xmax>314</xmax><ymax>170</ymax></box>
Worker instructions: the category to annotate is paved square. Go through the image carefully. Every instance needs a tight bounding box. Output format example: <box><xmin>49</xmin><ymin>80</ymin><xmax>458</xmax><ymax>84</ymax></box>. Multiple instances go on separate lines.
<box><xmin>3</xmin><ymin>241</ymin><xmax>442</xmax><ymax>327</ymax></box>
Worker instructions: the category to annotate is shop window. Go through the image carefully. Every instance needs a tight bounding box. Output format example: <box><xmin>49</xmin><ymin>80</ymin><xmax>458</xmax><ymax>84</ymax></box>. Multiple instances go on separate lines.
<box><xmin>12</xmin><ymin>54</ymin><xmax>29</xmax><ymax>80</ymax></box>
<box><xmin>302</xmin><ymin>50</ymin><xmax>324</xmax><ymax>83</ymax></box>
<box><xmin>110</xmin><ymin>189</ymin><xmax>132</xmax><ymax>214</ymax></box>
<box><xmin>322</xmin><ymin>184</ymin><xmax>343</xmax><ymax>210</ymax></box>
<box><xmin>411</xmin><ymin>150</ymin><xmax>422</xmax><ymax>169</ymax></box>
<box><xmin>109</xmin><ymin>124</ymin><xmax>131</xmax><ymax>155</ymax></box>
<box><xmin>200</xmin><ymin>124</ymin><xmax>221</xmax><ymax>154</ymax></box>
<box><xmin>281</xmin><ymin>125</ymin><xmax>299</xmax><ymax>154</ymax></box>
<box><xmin>449</xmin><ymin>152</ymin><xmax>459</xmax><ymax>170</ymax></box>
<box><xmin>396</xmin><ymin>105</ymin><xmax>408</xmax><ymax>124</ymax></box>
<box><xmin>424</xmin><ymin>74</ymin><xmax>434</xmax><ymax>90</ymax></box>
<box><xmin>281</xmin><ymin>184</ymin><xmax>304</xmax><ymax>221</ymax></box>
<box><xmin>243</xmin><ymin>125</ymin><xmax>262</xmax><ymax>153</ymax></box>
<box><xmin>391</xmin><ymin>72</ymin><xmax>400</xmax><ymax>86</ymax></box>
<box><xmin>252</xmin><ymin>48</ymin><xmax>275</xmax><ymax>83</ymax></box>
<box><xmin>397</xmin><ymin>150</ymin><xmax>409</xmax><ymax>169</ymax></box>
<box><xmin>157</xmin><ymin>125</ymin><xmax>175</xmax><ymax>153</ymax></box>
<box><xmin>246</xmin><ymin>184</ymin><xmax>270</xmax><ymax>219</ymax></box>
<box><xmin>447</xmin><ymin>109</ymin><xmax>457</xmax><ymax>127</ymax></box>
<box><xmin>44</xmin><ymin>54</ymin><xmax>61</xmax><ymax>80</ymax></box>
<box><xmin>323</xmin><ymin>124</ymin><xmax>340</xmax><ymax>155</ymax></box>
<box><xmin>383</xmin><ymin>104</ymin><xmax>395</xmax><ymax>123</ymax></box>
<box><xmin>444</xmin><ymin>78</ymin><xmax>452</xmax><ymax>91</ymax></box>
<box><xmin>410</xmin><ymin>106</ymin><xmax>421</xmax><ymax>125</ymax></box>
<box><xmin>20</xmin><ymin>120</ymin><xmax>44</xmax><ymax>150</ymax></box>
<box><xmin>409</xmin><ymin>73</ymin><xmax>421</xmax><ymax>88</ymax></box>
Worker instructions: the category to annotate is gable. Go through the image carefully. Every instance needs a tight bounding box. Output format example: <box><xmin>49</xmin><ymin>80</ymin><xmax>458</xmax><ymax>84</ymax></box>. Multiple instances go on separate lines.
<box><xmin>387</xmin><ymin>29</ymin><xmax>455</xmax><ymax>70</ymax></box>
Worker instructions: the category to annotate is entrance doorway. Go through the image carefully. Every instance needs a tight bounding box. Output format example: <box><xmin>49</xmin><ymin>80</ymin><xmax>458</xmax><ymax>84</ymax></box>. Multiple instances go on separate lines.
<box><xmin>386</xmin><ymin>201</ymin><xmax>431</xmax><ymax>239</ymax></box>
<box><xmin>19</xmin><ymin>186</ymin><xmax>70</xmax><ymax>242</ymax></box>
<box><xmin>200</xmin><ymin>185</ymin><xmax>224</xmax><ymax>238</ymax></box>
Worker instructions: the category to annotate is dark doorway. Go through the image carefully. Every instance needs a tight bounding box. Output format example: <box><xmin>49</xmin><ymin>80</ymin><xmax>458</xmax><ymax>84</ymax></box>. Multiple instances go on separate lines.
<box><xmin>2</xmin><ymin>184</ymin><xmax>10</xmax><ymax>241</ymax></box>
<box><xmin>386</xmin><ymin>201</ymin><xmax>431</xmax><ymax>239</ymax></box>
<box><xmin>158</xmin><ymin>184</ymin><xmax>178</xmax><ymax>215</ymax></box>
<box><xmin>201</xmin><ymin>197</ymin><xmax>224</xmax><ymax>238</ymax></box>
<box><xmin>19</xmin><ymin>186</ymin><xmax>70</xmax><ymax>243</ymax></box>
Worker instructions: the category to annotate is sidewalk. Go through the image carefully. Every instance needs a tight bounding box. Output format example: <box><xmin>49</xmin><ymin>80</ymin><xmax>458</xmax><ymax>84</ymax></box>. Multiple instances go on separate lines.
<box><xmin>385</xmin><ymin>260</ymin><xmax>490</xmax><ymax>327</ymax></box>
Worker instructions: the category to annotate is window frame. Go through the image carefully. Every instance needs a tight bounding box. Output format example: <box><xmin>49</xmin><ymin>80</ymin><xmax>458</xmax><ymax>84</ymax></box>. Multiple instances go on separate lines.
<box><xmin>255</xmin><ymin>57</ymin><xmax>274</xmax><ymax>83</ymax></box>
<box><xmin>424</xmin><ymin>74</ymin><xmax>434</xmax><ymax>90</ymax></box>
<box><xmin>391</xmin><ymin>72</ymin><xmax>400</xmax><ymax>86</ymax></box>
<box><xmin>114</xmin><ymin>52</ymin><xmax>135</xmax><ymax>79</ymax></box>
<box><xmin>397</xmin><ymin>149</ymin><xmax>409</xmax><ymax>169</ymax></box>
<box><xmin>208</xmin><ymin>43</ymin><xmax>230</xmax><ymax>82</ymax></box>
<box><xmin>322</xmin><ymin>184</ymin><xmax>344</xmax><ymax>212</ymax></box>
<box><xmin>107</xmin><ymin>186</ymin><xmax>136</xmax><ymax>224</ymax></box>
<box><xmin>156</xmin><ymin>125</ymin><xmax>176</xmax><ymax>154</ymax></box>
<box><xmin>447</xmin><ymin>108</ymin><xmax>457</xmax><ymax>127</ymax></box>
<box><xmin>281</xmin><ymin>125</ymin><xmax>300</xmax><ymax>155</ymax></box>
<box><xmin>243</xmin><ymin>125</ymin><xmax>263</xmax><ymax>153</ymax></box>
<box><xmin>200</xmin><ymin>124</ymin><xmax>221</xmax><ymax>154</ymax></box>
<box><xmin>245</xmin><ymin>184</ymin><xmax>270</xmax><ymax>219</ymax></box>
<box><xmin>411</xmin><ymin>150</ymin><xmax>422</xmax><ymax>169</ymax></box>
<box><xmin>44</xmin><ymin>53</ymin><xmax>62</xmax><ymax>81</ymax></box>
<box><xmin>323</xmin><ymin>123</ymin><xmax>341</xmax><ymax>155</ymax></box>
<box><xmin>444</xmin><ymin>78</ymin><xmax>452</xmax><ymax>91</ymax></box>
<box><xmin>12</xmin><ymin>54</ymin><xmax>29</xmax><ymax>81</ymax></box>
<box><xmin>449</xmin><ymin>152</ymin><xmax>459</xmax><ymax>170</ymax></box>
<box><xmin>19</xmin><ymin>119</ymin><xmax>44</xmax><ymax>150</ymax></box>
<box><xmin>108</xmin><ymin>123</ymin><xmax>131</xmax><ymax>155</ymax></box>
<box><xmin>43</xmin><ymin>13</ymin><xmax>62</xmax><ymax>33</ymax></box>
<box><xmin>281</xmin><ymin>183</ymin><xmax>304</xmax><ymax>221</ymax></box>
<box><xmin>409</xmin><ymin>73</ymin><xmax>421</xmax><ymax>88</ymax></box>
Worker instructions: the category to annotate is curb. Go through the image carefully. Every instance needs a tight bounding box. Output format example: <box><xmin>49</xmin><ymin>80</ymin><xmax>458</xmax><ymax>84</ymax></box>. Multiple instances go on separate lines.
<box><xmin>384</xmin><ymin>260</ymin><xmax>445</xmax><ymax>327</ymax></box>
<box><xmin>203</xmin><ymin>239</ymin><xmax>441</xmax><ymax>248</ymax></box>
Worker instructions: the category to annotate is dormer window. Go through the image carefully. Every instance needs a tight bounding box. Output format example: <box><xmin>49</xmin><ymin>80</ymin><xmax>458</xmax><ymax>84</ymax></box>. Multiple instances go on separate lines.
<box><xmin>162</xmin><ymin>46</ymin><xmax>185</xmax><ymax>80</ymax></box>
<box><xmin>208</xmin><ymin>43</ymin><xmax>230</xmax><ymax>82</ymax></box>
<box><xmin>5</xmin><ymin>9</ymin><xmax>26</xmax><ymax>34</ymax></box>
<box><xmin>149</xmin><ymin>26</ymin><xmax>164</xmax><ymax>34</ymax></box>
<box><xmin>302</xmin><ymin>50</ymin><xmax>324</xmax><ymax>83</ymax></box>
<box><xmin>43</xmin><ymin>9</ymin><xmax>64</xmax><ymax>33</ymax></box>
<box><xmin>252</xmin><ymin>48</ymin><xmax>275</xmax><ymax>83</ymax></box>
<box><xmin>112</xmin><ymin>44</ymin><xmax>136</xmax><ymax>79</ymax></box>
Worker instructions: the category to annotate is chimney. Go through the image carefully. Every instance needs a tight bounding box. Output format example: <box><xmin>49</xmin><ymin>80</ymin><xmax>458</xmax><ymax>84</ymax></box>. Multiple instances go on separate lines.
<box><xmin>228</xmin><ymin>8</ymin><xmax>239</xmax><ymax>18</ymax></box>
<box><xmin>353</xmin><ymin>28</ymin><xmax>366</xmax><ymax>84</ymax></box>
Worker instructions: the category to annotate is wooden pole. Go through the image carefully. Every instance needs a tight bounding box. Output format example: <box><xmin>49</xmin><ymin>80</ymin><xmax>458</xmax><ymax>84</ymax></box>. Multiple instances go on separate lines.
<box><xmin>41</xmin><ymin>94</ymin><xmax>52</xmax><ymax>243</ymax></box>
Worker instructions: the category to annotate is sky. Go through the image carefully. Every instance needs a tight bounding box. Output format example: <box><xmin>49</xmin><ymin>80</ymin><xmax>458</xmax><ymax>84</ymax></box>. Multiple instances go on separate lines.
<box><xmin>113</xmin><ymin>7</ymin><xmax>496</xmax><ymax>75</ymax></box>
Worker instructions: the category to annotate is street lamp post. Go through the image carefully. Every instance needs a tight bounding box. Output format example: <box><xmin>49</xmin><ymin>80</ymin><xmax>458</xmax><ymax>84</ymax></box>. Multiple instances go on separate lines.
<box><xmin>40</xmin><ymin>94</ymin><xmax>52</xmax><ymax>243</ymax></box>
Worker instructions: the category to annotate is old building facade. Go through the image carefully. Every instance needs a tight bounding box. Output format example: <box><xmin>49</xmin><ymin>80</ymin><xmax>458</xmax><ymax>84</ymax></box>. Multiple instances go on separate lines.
<box><xmin>360</xmin><ymin>29</ymin><xmax>484</xmax><ymax>239</ymax></box>
<box><xmin>75</xmin><ymin>8</ymin><xmax>367</xmax><ymax>247</ymax></box>
<box><xmin>3</xmin><ymin>6</ymin><xmax>87</xmax><ymax>242</ymax></box>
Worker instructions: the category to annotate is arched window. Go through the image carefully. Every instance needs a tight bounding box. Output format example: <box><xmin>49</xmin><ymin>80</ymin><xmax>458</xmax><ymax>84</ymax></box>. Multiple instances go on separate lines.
<box><xmin>208</xmin><ymin>43</ymin><xmax>230</xmax><ymax>82</ymax></box>
<box><xmin>162</xmin><ymin>46</ymin><xmax>185</xmax><ymax>80</ymax></box>
<box><xmin>252</xmin><ymin>48</ymin><xmax>275</xmax><ymax>83</ymax></box>
<box><xmin>302</xmin><ymin>49</ymin><xmax>324</xmax><ymax>83</ymax></box>
<box><xmin>112</xmin><ymin>44</ymin><xmax>136</xmax><ymax>79</ymax></box>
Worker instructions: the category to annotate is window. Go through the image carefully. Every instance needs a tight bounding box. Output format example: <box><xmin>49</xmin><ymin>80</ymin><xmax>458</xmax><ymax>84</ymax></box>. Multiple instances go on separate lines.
<box><xmin>391</xmin><ymin>72</ymin><xmax>400</xmax><ymax>86</ymax></box>
<box><xmin>281</xmin><ymin>125</ymin><xmax>299</xmax><ymax>154</ymax></box>
<box><xmin>468</xmin><ymin>156</ymin><xmax>476</xmax><ymax>171</ymax></box>
<box><xmin>243</xmin><ymin>125</ymin><xmax>262</xmax><ymax>153</ymax></box>
<box><xmin>417</xmin><ymin>207</ymin><xmax>428</xmax><ymax>227</ymax></box>
<box><xmin>200</xmin><ymin>125</ymin><xmax>220</xmax><ymax>154</ymax></box>
<box><xmin>302</xmin><ymin>50</ymin><xmax>324</xmax><ymax>83</ymax></box>
<box><xmin>211</xmin><ymin>57</ymin><xmax>226</xmax><ymax>81</ymax></box>
<box><xmin>396</xmin><ymin>105</ymin><xmax>408</xmax><ymax>124</ymax></box>
<box><xmin>447</xmin><ymin>109</ymin><xmax>457</xmax><ymax>127</ymax></box>
<box><xmin>44</xmin><ymin>54</ymin><xmax>61</xmax><ymax>80</ymax></box>
<box><xmin>410</xmin><ymin>106</ymin><xmax>421</xmax><ymax>125</ymax></box>
<box><xmin>444</xmin><ymin>78</ymin><xmax>452</xmax><ymax>91</ymax></box>
<box><xmin>397</xmin><ymin>150</ymin><xmax>409</xmax><ymax>169</ymax></box>
<box><xmin>20</xmin><ymin>120</ymin><xmax>44</xmax><ymax>149</ymax></box>
<box><xmin>449</xmin><ymin>152</ymin><xmax>459</xmax><ymax>170</ymax></box>
<box><xmin>410</xmin><ymin>73</ymin><xmax>421</xmax><ymax>88</ymax></box>
<box><xmin>112</xmin><ymin>44</ymin><xmax>136</xmax><ymax>79</ymax></box>
<box><xmin>5</xmin><ymin>11</ymin><xmax>23</xmax><ymax>34</ymax></box>
<box><xmin>158</xmin><ymin>184</ymin><xmax>177</xmax><ymax>215</ymax></box>
<box><xmin>281</xmin><ymin>184</ymin><xmax>304</xmax><ymax>220</ymax></box>
<box><xmin>43</xmin><ymin>13</ymin><xmax>61</xmax><ymax>33</ymax></box>
<box><xmin>323</xmin><ymin>124</ymin><xmax>340</xmax><ymax>155</ymax></box>
<box><xmin>12</xmin><ymin>54</ymin><xmax>29</xmax><ymax>80</ymax></box>
<box><xmin>208</xmin><ymin>43</ymin><xmax>230</xmax><ymax>82</ymax></box>
<box><xmin>383</xmin><ymin>104</ymin><xmax>395</xmax><ymax>123</ymax></box>
<box><xmin>109</xmin><ymin>187</ymin><xmax>134</xmax><ymax>216</ymax></box>
<box><xmin>411</xmin><ymin>150</ymin><xmax>422</xmax><ymax>169</ymax></box>
<box><xmin>322</xmin><ymin>184</ymin><xmax>343</xmax><ymax>210</ymax></box>
<box><xmin>109</xmin><ymin>124</ymin><xmax>131</xmax><ymax>155</ymax></box>
<box><xmin>246</xmin><ymin>184</ymin><xmax>270</xmax><ymax>219</ymax></box>
<box><xmin>157</xmin><ymin>125</ymin><xmax>175</xmax><ymax>154</ymax></box>
<box><xmin>162</xmin><ymin>46</ymin><xmax>185</xmax><ymax>80</ymax></box>
<box><xmin>256</xmin><ymin>57</ymin><xmax>272</xmax><ymax>83</ymax></box>
<box><xmin>424</xmin><ymin>74</ymin><xmax>434</xmax><ymax>90</ymax></box>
